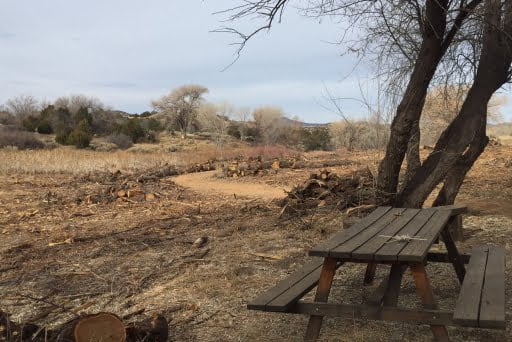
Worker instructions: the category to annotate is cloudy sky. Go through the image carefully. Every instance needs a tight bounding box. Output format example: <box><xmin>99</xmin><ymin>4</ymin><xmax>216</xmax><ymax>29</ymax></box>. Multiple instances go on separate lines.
<box><xmin>1</xmin><ymin>1</ymin><xmax>510</xmax><ymax>122</ymax></box>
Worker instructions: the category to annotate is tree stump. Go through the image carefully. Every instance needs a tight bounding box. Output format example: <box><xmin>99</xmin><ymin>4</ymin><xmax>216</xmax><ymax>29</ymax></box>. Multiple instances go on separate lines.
<box><xmin>56</xmin><ymin>313</ymin><xmax>126</xmax><ymax>342</ymax></box>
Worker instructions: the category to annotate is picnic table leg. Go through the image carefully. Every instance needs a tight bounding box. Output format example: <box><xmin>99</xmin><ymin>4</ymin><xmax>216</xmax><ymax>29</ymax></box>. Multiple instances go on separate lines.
<box><xmin>363</xmin><ymin>262</ymin><xmax>377</xmax><ymax>285</ymax></box>
<box><xmin>304</xmin><ymin>257</ymin><xmax>337</xmax><ymax>342</ymax></box>
<box><xmin>382</xmin><ymin>263</ymin><xmax>407</xmax><ymax>307</ymax></box>
<box><xmin>440</xmin><ymin>224</ymin><xmax>466</xmax><ymax>284</ymax></box>
<box><xmin>410</xmin><ymin>263</ymin><xmax>450</xmax><ymax>342</ymax></box>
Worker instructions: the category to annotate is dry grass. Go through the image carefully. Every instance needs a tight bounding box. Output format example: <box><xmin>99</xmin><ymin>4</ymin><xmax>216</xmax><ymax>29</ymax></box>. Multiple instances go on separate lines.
<box><xmin>0</xmin><ymin>142</ymin><xmax>300</xmax><ymax>175</ymax></box>
<box><xmin>499</xmin><ymin>135</ymin><xmax>512</xmax><ymax>145</ymax></box>
<box><xmin>0</xmin><ymin>147</ymin><xmax>179</xmax><ymax>174</ymax></box>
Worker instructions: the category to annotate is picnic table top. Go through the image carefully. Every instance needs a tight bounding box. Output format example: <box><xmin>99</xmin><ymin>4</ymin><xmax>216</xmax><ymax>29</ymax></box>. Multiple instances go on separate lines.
<box><xmin>309</xmin><ymin>206</ymin><xmax>456</xmax><ymax>263</ymax></box>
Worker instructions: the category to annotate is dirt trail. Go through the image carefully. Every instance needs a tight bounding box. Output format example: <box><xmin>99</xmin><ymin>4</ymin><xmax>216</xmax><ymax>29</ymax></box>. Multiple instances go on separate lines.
<box><xmin>173</xmin><ymin>171</ymin><xmax>290</xmax><ymax>200</ymax></box>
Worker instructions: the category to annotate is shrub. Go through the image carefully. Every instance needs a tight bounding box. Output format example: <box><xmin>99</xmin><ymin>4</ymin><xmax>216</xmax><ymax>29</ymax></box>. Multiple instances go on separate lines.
<box><xmin>301</xmin><ymin>127</ymin><xmax>331</xmax><ymax>151</ymax></box>
<box><xmin>36</xmin><ymin>121</ymin><xmax>53</xmax><ymax>134</ymax></box>
<box><xmin>67</xmin><ymin>119</ymin><xmax>92</xmax><ymax>148</ymax></box>
<box><xmin>68</xmin><ymin>129</ymin><xmax>91</xmax><ymax>148</ymax></box>
<box><xmin>55</xmin><ymin>130</ymin><xmax>71</xmax><ymax>145</ymax></box>
<box><xmin>107</xmin><ymin>133</ymin><xmax>133</xmax><ymax>149</ymax></box>
<box><xmin>115</xmin><ymin>119</ymin><xmax>146</xmax><ymax>143</ymax></box>
<box><xmin>0</xmin><ymin>128</ymin><xmax>45</xmax><ymax>149</ymax></box>
<box><xmin>0</xmin><ymin>111</ymin><xmax>15</xmax><ymax>125</ymax></box>
<box><xmin>22</xmin><ymin>115</ymin><xmax>40</xmax><ymax>132</ymax></box>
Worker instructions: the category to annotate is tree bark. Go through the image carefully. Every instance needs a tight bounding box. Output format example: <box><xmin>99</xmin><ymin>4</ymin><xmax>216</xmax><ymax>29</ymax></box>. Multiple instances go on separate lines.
<box><xmin>377</xmin><ymin>0</ymin><xmax>449</xmax><ymax>203</ymax></box>
<box><xmin>404</xmin><ymin>118</ymin><xmax>421</xmax><ymax>186</ymax></box>
<box><xmin>397</xmin><ymin>0</ymin><xmax>512</xmax><ymax>208</ymax></box>
<box><xmin>432</xmin><ymin>127</ymin><xmax>489</xmax><ymax>206</ymax></box>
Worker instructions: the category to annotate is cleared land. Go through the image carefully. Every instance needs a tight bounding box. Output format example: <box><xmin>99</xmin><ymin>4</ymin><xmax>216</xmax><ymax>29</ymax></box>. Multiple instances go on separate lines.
<box><xmin>0</xmin><ymin>144</ymin><xmax>511</xmax><ymax>341</ymax></box>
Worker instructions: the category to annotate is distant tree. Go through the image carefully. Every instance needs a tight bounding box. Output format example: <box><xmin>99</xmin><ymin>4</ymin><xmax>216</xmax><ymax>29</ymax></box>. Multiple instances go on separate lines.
<box><xmin>198</xmin><ymin>102</ymin><xmax>233</xmax><ymax>147</ymax></box>
<box><xmin>301</xmin><ymin>127</ymin><xmax>330</xmax><ymax>151</ymax></box>
<box><xmin>4</xmin><ymin>95</ymin><xmax>39</xmax><ymax>124</ymax></box>
<box><xmin>234</xmin><ymin>106</ymin><xmax>251</xmax><ymax>140</ymax></box>
<box><xmin>54</xmin><ymin>94</ymin><xmax>104</xmax><ymax>115</ymax></box>
<box><xmin>252</xmin><ymin>106</ymin><xmax>286</xmax><ymax>145</ymax></box>
<box><xmin>152</xmin><ymin>84</ymin><xmax>209</xmax><ymax>139</ymax></box>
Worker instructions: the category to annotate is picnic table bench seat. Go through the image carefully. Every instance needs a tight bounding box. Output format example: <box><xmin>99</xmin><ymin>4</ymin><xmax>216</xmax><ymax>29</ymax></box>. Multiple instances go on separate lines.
<box><xmin>247</xmin><ymin>257</ymin><xmax>342</xmax><ymax>312</ymax></box>
<box><xmin>453</xmin><ymin>245</ymin><xmax>506</xmax><ymax>329</ymax></box>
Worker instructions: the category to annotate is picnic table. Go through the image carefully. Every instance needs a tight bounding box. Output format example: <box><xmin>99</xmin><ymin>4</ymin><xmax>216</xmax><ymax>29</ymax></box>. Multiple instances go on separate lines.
<box><xmin>248</xmin><ymin>206</ymin><xmax>506</xmax><ymax>341</ymax></box>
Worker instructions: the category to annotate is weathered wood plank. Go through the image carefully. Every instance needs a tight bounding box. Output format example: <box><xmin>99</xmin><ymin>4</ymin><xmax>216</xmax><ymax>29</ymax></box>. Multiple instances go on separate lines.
<box><xmin>330</xmin><ymin>208</ymin><xmax>407</xmax><ymax>259</ymax></box>
<box><xmin>479</xmin><ymin>246</ymin><xmax>506</xmax><ymax>329</ymax></box>
<box><xmin>352</xmin><ymin>209</ymin><xmax>420</xmax><ymax>260</ymax></box>
<box><xmin>433</xmin><ymin>205</ymin><xmax>468</xmax><ymax>216</ymax></box>
<box><xmin>398</xmin><ymin>210</ymin><xmax>451</xmax><ymax>262</ymax></box>
<box><xmin>266</xmin><ymin>267</ymin><xmax>323</xmax><ymax>312</ymax></box>
<box><xmin>440</xmin><ymin>221</ymin><xmax>466</xmax><ymax>283</ymax></box>
<box><xmin>374</xmin><ymin>209</ymin><xmax>436</xmax><ymax>261</ymax></box>
<box><xmin>453</xmin><ymin>246</ymin><xmax>488</xmax><ymax>327</ymax></box>
<box><xmin>382</xmin><ymin>264</ymin><xmax>407</xmax><ymax>307</ymax></box>
<box><xmin>292</xmin><ymin>302</ymin><xmax>454</xmax><ymax>326</ymax></box>
<box><xmin>309</xmin><ymin>206</ymin><xmax>392</xmax><ymax>257</ymax></box>
<box><xmin>304</xmin><ymin>257</ymin><xmax>338</xmax><ymax>341</ymax></box>
<box><xmin>247</xmin><ymin>257</ymin><xmax>324</xmax><ymax>310</ymax></box>
<box><xmin>410</xmin><ymin>263</ymin><xmax>449</xmax><ymax>340</ymax></box>
<box><xmin>426</xmin><ymin>252</ymin><xmax>470</xmax><ymax>264</ymax></box>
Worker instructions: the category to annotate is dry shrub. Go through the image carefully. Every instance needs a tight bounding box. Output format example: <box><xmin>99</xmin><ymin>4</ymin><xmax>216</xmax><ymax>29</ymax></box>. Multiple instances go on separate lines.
<box><xmin>0</xmin><ymin>148</ymin><xmax>179</xmax><ymax>174</ymax></box>
<box><xmin>0</xmin><ymin>128</ymin><xmax>45</xmax><ymax>149</ymax></box>
<box><xmin>107</xmin><ymin>133</ymin><xmax>133</xmax><ymax>150</ymax></box>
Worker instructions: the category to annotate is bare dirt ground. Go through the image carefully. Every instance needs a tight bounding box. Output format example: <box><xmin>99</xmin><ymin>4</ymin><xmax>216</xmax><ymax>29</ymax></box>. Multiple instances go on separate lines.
<box><xmin>173</xmin><ymin>171</ymin><xmax>290</xmax><ymax>200</ymax></box>
<box><xmin>0</xmin><ymin>146</ymin><xmax>511</xmax><ymax>341</ymax></box>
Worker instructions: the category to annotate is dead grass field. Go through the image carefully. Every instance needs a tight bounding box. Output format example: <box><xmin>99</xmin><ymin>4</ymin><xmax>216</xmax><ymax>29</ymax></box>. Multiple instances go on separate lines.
<box><xmin>0</xmin><ymin>144</ymin><xmax>511</xmax><ymax>341</ymax></box>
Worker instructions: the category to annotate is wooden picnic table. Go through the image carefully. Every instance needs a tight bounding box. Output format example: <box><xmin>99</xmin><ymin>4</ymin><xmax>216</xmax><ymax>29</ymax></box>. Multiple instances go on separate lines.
<box><xmin>248</xmin><ymin>206</ymin><xmax>506</xmax><ymax>341</ymax></box>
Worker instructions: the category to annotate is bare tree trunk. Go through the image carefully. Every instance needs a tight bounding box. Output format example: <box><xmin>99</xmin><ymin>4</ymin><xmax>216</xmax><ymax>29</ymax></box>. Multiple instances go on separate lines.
<box><xmin>397</xmin><ymin>0</ymin><xmax>512</xmax><ymax>208</ymax></box>
<box><xmin>432</xmin><ymin>127</ymin><xmax>489</xmax><ymax>206</ymax></box>
<box><xmin>404</xmin><ymin>118</ymin><xmax>421</xmax><ymax>185</ymax></box>
<box><xmin>377</xmin><ymin>0</ymin><xmax>449</xmax><ymax>202</ymax></box>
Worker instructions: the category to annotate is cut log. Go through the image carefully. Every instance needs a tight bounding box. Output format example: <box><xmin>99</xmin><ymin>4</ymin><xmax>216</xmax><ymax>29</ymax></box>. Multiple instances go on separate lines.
<box><xmin>73</xmin><ymin>313</ymin><xmax>126</xmax><ymax>342</ymax></box>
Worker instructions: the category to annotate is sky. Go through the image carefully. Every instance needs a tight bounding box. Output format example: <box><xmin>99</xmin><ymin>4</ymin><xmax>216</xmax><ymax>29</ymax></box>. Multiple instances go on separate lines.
<box><xmin>1</xmin><ymin>0</ymin><xmax>511</xmax><ymax>123</ymax></box>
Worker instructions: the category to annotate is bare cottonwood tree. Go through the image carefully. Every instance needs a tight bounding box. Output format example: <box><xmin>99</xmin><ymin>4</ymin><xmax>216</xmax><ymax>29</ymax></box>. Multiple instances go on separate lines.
<box><xmin>4</xmin><ymin>95</ymin><xmax>39</xmax><ymax>122</ymax></box>
<box><xmin>152</xmin><ymin>85</ymin><xmax>209</xmax><ymax>139</ymax></box>
<box><xmin>54</xmin><ymin>95</ymin><xmax>104</xmax><ymax>114</ymax></box>
<box><xmin>217</xmin><ymin>0</ymin><xmax>512</xmax><ymax>212</ymax></box>
<box><xmin>198</xmin><ymin>102</ymin><xmax>233</xmax><ymax>146</ymax></box>
<box><xmin>252</xmin><ymin>106</ymin><xmax>287</xmax><ymax>145</ymax></box>
<box><xmin>235</xmin><ymin>106</ymin><xmax>251</xmax><ymax>140</ymax></box>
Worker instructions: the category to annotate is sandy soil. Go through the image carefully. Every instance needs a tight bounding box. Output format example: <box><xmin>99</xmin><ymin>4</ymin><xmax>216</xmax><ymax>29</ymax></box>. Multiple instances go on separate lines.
<box><xmin>173</xmin><ymin>171</ymin><xmax>290</xmax><ymax>200</ymax></box>
<box><xmin>0</xmin><ymin>146</ymin><xmax>511</xmax><ymax>341</ymax></box>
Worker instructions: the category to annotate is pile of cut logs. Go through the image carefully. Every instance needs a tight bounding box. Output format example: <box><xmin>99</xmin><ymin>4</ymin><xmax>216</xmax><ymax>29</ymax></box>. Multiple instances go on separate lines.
<box><xmin>280</xmin><ymin>168</ymin><xmax>376</xmax><ymax>216</ymax></box>
<box><xmin>222</xmin><ymin>157</ymin><xmax>353</xmax><ymax>178</ymax></box>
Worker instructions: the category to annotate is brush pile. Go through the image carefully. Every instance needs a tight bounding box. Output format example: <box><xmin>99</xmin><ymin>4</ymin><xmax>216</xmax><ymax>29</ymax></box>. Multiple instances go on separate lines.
<box><xmin>222</xmin><ymin>156</ymin><xmax>353</xmax><ymax>177</ymax></box>
<box><xmin>280</xmin><ymin>168</ymin><xmax>376</xmax><ymax>216</ymax></box>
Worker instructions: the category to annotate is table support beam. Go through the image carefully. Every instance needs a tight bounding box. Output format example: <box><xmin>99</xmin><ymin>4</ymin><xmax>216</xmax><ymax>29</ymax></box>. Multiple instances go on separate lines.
<box><xmin>293</xmin><ymin>302</ymin><xmax>454</xmax><ymax>326</ymax></box>
<box><xmin>383</xmin><ymin>264</ymin><xmax>407</xmax><ymax>307</ymax></box>
<box><xmin>363</xmin><ymin>262</ymin><xmax>377</xmax><ymax>285</ymax></box>
<box><xmin>304</xmin><ymin>257</ymin><xmax>337</xmax><ymax>342</ymax></box>
<box><xmin>440</xmin><ymin>221</ymin><xmax>466</xmax><ymax>284</ymax></box>
<box><xmin>410</xmin><ymin>263</ymin><xmax>450</xmax><ymax>341</ymax></box>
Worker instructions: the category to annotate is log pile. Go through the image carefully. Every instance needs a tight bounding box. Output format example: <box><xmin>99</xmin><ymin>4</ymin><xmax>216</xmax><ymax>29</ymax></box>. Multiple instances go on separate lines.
<box><xmin>280</xmin><ymin>168</ymin><xmax>376</xmax><ymax>216</ymax></box>
<box><xmin>0</xmin><ymin>310</ymin><xmax>168</xmax><ymax>342</ymax></box>
<box><xmin>222</xmin><ymin>157</ymin><xmax>353</xmax><ymax>177</ymax></box>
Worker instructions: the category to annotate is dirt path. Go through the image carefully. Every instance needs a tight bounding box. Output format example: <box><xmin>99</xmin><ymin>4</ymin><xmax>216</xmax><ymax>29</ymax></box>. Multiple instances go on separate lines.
<box><xmin>173</xmin><ymin>171</ymin><xmax>289</xmax><ymax>200</ymax></box>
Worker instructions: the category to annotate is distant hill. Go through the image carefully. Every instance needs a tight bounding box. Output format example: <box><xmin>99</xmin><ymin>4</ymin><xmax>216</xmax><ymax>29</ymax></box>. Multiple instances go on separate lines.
<box><xmin>282</xmin><ymin>117</ymin><xmax>329</xmax><ymax>128</ymax></box>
